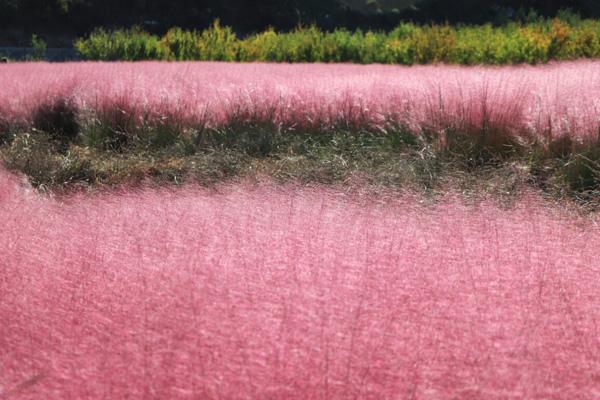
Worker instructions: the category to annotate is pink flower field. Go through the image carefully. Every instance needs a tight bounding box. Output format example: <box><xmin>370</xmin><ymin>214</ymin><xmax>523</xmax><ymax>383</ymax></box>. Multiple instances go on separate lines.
<box><xmin>1</xmin><ymin>167</ymin><xmax>599</xmax><ymax>399</ymax></box>
<box><xmin>2</xmin><ymin>60</ymin><xmax>600</xmax><ymax>399</ymax></box>
<box><xmin>1</xmin><ymin>61</ymin><xmax>599</xmax><ymax>140</ymax></box>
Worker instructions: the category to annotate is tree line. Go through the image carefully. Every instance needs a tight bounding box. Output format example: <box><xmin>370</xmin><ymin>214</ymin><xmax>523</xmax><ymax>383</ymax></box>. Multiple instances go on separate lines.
<box><xmin>1</xmin><ymin>0</ymin><xmax>599</xmax><ymax>36</ymax></box>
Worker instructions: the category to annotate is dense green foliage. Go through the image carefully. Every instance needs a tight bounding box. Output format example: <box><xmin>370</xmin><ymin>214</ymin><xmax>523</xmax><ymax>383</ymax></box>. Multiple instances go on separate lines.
<box><xmin>76</xmin><ymin>18</ymin><xmax>600</xmax><ymax>64</ymax></box>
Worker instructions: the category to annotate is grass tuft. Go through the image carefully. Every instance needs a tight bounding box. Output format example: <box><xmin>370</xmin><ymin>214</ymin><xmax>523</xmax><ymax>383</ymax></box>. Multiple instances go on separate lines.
<box><xmin>32</xmin><ymin>98</ymin><xmax>79</xmax><ymax>143</ymax></box>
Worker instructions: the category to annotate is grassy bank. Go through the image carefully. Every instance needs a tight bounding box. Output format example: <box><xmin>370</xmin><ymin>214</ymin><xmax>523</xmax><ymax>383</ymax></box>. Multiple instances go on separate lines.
<box><xmin>75</xmin><ymin>18</ymin><xmax>600</xmax><ymax>64</ymax></box>
<box><xmin>3</xmin><ymin>123</ymin><xmax>600</xmax><ymax>210</ymax></box>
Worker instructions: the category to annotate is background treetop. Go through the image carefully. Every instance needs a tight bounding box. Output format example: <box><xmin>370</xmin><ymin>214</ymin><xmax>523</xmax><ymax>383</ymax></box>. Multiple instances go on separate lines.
<box><xmin>0</xmin><ymin>0</ymin><xmax>598</xmax><ymax>39</ymax></box>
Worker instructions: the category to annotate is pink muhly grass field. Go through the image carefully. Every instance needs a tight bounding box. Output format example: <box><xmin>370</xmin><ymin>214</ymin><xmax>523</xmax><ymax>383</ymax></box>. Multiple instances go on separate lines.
<box><xmin>0</xmin><ymin>61</ymin><xmax>599</xmax><ymax>140</ymax></box>
<box><xmin>1</xmin><ymin>167</ymin><xmax>599</xmax><ymax>399</ymax></box>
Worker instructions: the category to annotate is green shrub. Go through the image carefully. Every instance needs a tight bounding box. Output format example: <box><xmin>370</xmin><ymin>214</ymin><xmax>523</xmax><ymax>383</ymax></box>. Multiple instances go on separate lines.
<box><xmin>75</xmin><ymin>17</ymin><xmax>600</xmax><ymax>65</ymax></box>
<box><xmin>412</xmin><ymin>25</ymin><xmax>456</xmax><ymax>63</ymax></box>
<box><xmin>196</xmin><ymin>20</ymin><xmax>239</xmax><ymax>61</ymax></box>
<box><xmin>160</xmin><ymin>27</ymin><xmax>201</xmax><ymax>60</ymax></box>
<box><xmin>156</xmin><ymin>20</ymin><xmax>239</xmax><ymax>61</ymax></box>
<box><xmin>75</xmin><ymin>27</ymin><xmax>166</xmax><ymax>61</ymax></box>
<box><xmin>29</xmin><ymin>34</ymin><xmax>47</xmax><ymax>61</ymax></box>
<box><xmin>239</xmin><ymin>28</ymin><xmax>282</xmax><ymax>62</ymax></box>
<box><xmin>358</xmin><ymin>31</ymin><xmax>387</xmax><ymax>63</ymax></box>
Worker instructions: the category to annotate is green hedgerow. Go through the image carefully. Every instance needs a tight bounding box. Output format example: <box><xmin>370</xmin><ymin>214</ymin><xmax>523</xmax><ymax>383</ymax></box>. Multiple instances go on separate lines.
<box><xmin>76</xmin><ymin>16</ymin><xmax>600</xmax><ymax>65</ymax></box>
